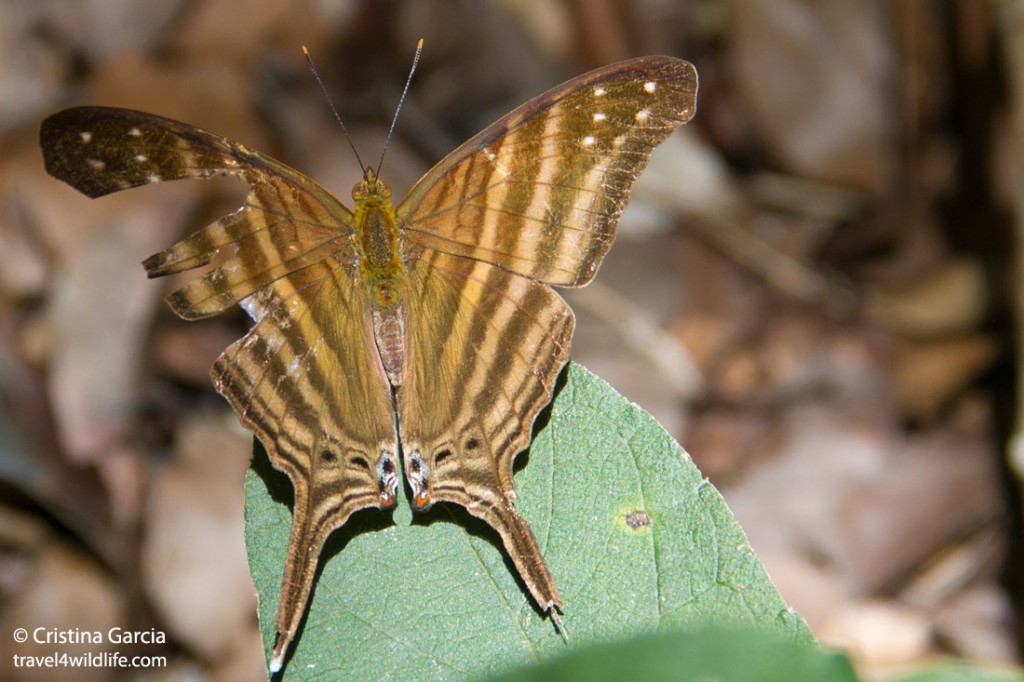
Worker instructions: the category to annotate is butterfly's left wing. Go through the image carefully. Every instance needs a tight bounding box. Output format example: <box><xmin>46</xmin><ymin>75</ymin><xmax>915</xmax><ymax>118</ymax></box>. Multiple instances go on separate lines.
<box><xmin>397</xmin><ymin>56</ymin><xmax>697</xmax><ymax>287</ymax></box>
<box><xmin>41</xmin><ymin>107</ymin><xmax>399</xmax><ymax>671</ymax></box>
<box><xmin>214</xmin><ymin>258</ymin><xmax>399</xmax><ymax>671</ymax></box>
<box><xmin>41</xmin><ymin>107</ymin><xmax>354</xmax><ymax>318</ymax></box>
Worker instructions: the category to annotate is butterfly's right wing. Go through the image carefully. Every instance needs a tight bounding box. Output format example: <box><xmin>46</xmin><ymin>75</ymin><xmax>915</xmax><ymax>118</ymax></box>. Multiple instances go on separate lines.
<box><xmin>397</xmin><ymin>56</ymin><xmax>697</xmax><ymax>287</ymax></box>
<box><xmin>396</xmin><ymin>250</ymin><xmax>574</xmax><ymax>617</ymax></box>
<box><xmin>392</xmin><ymin>56</ymin><xmax>697</xmax><ymax>620</ymax></box>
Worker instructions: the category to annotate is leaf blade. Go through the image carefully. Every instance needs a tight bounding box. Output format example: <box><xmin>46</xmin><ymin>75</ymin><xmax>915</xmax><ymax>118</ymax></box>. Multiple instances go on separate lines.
<box><xmin>246</xmin><ymin>363</ymin><xmax>812</xmax><ymax>678</ymax></box>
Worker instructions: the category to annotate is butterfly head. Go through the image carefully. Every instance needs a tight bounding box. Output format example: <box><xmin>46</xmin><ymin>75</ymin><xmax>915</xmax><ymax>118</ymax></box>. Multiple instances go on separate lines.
<box><xmin>353</xmin><ymin>167</ymin><xmax>392</xmax><ymax>203</ymax></box>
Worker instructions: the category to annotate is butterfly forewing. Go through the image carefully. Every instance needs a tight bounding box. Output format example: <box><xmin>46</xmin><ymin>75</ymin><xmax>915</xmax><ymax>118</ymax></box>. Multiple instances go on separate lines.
<box><xmin>40</xmin><ymin>107</ymin><xmax>356</xmax><ymax>319</ymax></box>
<box><xmin>398</xmin><ymin>56</ymin><xmax>697</xmax><ymax>286</ymax></box>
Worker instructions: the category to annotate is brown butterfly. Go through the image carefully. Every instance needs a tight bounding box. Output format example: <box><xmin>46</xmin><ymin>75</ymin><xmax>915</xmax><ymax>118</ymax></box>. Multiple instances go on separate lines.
<box><xmin>40</xmin><ymin>55</ymin><xmax>697</xmax><ymax>672</ymax></box>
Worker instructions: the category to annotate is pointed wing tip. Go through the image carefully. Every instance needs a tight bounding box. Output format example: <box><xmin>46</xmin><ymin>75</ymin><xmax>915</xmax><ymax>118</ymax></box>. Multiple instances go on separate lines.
<box><xmin>269</xmin><ymin>635</ymin><xmax>288</xmax><ymax>674</ymax></box>
<box><xmin>548</xmin><ymin>607</ymin><xmax>569</xmax><ymax>643</ymax></box>
<box><xmin>39</xmin><ymin>108</ymin><xmax>122</xmax><ymax>199</ymax></box>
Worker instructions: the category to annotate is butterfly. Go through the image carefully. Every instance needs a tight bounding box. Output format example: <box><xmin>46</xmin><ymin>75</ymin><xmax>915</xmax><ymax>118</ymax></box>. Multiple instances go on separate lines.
<box><xmin>40</xmin><ymin>54</ymin><xmax>697</xmax><ymax>672</ymax></box>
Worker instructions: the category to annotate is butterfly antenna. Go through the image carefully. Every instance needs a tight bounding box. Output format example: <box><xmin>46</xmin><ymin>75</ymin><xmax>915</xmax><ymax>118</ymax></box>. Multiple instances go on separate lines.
<box><xmin>375</xmin><ymin>38</ymin><xmax>424</xmax><ymax>178</ymax></box>
<box><xmin>302</xmin><ymin>45</ymin><xmax>367</xmax><ymax>173</ymax></box>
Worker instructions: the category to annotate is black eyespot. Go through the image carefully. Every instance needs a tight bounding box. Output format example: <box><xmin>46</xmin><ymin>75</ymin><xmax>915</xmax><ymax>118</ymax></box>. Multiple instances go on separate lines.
<box><xmin>320</xmin><ymin>450</ymin><xmax>337</xmax><ymax>464</ymax></box>
<box><xmin>465</xmin><ymin>437</ymin><xmax>481</xmax><ymax>451</ymax></box>
<box><xmin>381</xmin><ymin>458</ymin><xmax>396</xmax><ymax>475</ymax></box>
<box><xmin>409</xmin><ymin>458</ymin><xmax>421</xmax><ymax>474</ymax></box>
<box><xmin>435</xmin><ymin>448</ymin><xmax>453</xmax><ymax>464</ymax></box>
<box><xmin>350</xmin><ymin>455</ymin><xmax>369</xmax><ymax>470</ymax></box>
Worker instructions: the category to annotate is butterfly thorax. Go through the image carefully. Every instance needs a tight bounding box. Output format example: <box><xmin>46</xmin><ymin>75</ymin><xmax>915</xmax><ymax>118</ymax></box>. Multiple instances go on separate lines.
<box><xmin>352</xmin><ymin>168</ymin><xmax>405</xmax><ymax>309</ymax></box>
<box><xmin>351</xmin><ymin>168</ymin><xmax>409</xmax><ymax>388</ymax></box>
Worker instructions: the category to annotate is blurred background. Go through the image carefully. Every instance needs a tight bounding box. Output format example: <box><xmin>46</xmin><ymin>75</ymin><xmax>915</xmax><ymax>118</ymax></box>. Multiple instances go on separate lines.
<box><xmin>2</xmin><ymin>0</ymin><xmax>1023</xmax><ymax>679</ymax></box>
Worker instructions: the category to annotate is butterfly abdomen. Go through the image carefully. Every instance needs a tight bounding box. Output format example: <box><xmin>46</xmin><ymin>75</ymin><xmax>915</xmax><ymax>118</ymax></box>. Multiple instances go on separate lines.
<box><xmin>371</xmin><ymin>307</ymin><xmax>406</xmax><ymax>388</ymax></box>
<box><xmin>351</xmin><ymin>169</ymin><xmax>411</xmax><ymax>388</ymax></box>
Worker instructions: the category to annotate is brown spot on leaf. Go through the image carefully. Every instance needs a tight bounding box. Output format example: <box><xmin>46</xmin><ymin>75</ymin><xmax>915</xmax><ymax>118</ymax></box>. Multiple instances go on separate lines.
<box><xmin>625</xmin><ymin>510</ymin><xmax>651</xmax><ymax>530</ymax></box>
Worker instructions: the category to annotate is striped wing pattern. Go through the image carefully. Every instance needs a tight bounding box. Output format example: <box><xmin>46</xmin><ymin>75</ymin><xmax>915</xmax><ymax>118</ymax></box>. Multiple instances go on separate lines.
<box><xmin>399</xmin><ymin>57</ymin><xmax>697</xmax><ymax>286</ymax></box>
<box><xmin>39</xmin><ymin>54</ymin><xmax>698</xmax><ymax>673</ymax></box>
<box><xmin>40</xmin><ymin>106</ymin><xmax>401</xmax><ymax>668</ymax></box>
<box><xmin>40</xmin><ymin>107</ymin><xmax>355</xmax><ymax>319</ymax></box>
<box><xmin>399</xmin><ymin>250</ymin><xmax>575</xmax><ymax>611</ymax></box>
<box><xmin>213</xmin><ymin>259</ymin><xmax>399</xmax><ymax>653</ymax></box>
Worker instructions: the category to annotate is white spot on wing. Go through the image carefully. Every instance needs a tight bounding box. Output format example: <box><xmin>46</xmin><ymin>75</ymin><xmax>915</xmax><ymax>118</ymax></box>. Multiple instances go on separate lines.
<box><xmin>129</xmin><ymin>127</ymin><xmax>142</xmax><ymax>137</ymax></box>
<box><xmin>644</xmin><ymin>81</ymin><xmax>657</xmax><ymax>93</ymax></box>
<box><xmin>594</xmin><ymin>86</ymin><xmax>606</xmax><ymax>96</ymax></box>
<box><xmin>483</xmin><ymin>146</ymin><xmax>511</xmax><ymax>177</ymax></box>
<box><xmin>635</xmin><ymin>109</ymin><xmax>650</xmax><ymax>123</ymax></box>
<box><xmin>593</xmin><ymin>112</ymin><xmax>607</xmax><ymax>122</ymax></box>
<box><xmin>613</xmin><ymin>134</ymin><xmax>627</xmax><ymax>147</ymax></box>
<box><xmin>135</xmin><ymin>153</ymin><xmax>147</xmax><ymax>163</ymax></box>
<box><xmin>147</xmin><ymin>173</ymin><xmax>162</xmax><ymax>184</ymax></box>
<box><xmin>581</xmin><ymin>135</ymin><xmax>596</xmax><ymax>146</ymax></box>
<box><xmin>79</xmin><ymin>132</ymin><xmax>93</xmax><ymax>143</ymax></box>
<box><xmin>87</xmin><ymin>158</ymin><xmax>105</xmax><ymax>170</ymax></box>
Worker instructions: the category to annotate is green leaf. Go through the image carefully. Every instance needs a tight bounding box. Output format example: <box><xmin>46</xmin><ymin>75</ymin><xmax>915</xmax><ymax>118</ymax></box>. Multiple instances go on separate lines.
<box><xmin>893</xmin><ymin>664</ymin><xmax>1024</xmax><ymax>682</ymax></box>
<box><xmin>245</xmin><ymin>363</ymin><xmax>812</xmax><ymax>679</ymax></box>
<box><xmin>485</xmin><ymin>626</ymin><xmax>857</xmax><ymax>682</ymax></box>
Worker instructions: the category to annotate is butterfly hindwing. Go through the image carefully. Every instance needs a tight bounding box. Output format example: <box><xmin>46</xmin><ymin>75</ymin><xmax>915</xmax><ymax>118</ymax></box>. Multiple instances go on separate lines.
<box><xmin>212</xmin><ymin>258</ymin><xmax>399</xmax><ymax>658</ymax></box>
<box><xmin>398</xmin><ymin>56</ymin><xmax>697</xmax><ymax>286</ymax></box>
<box><xmin>396</xmin><ymin>250</ymin><xmax>574</xmax><ymax>611</ymax></box>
